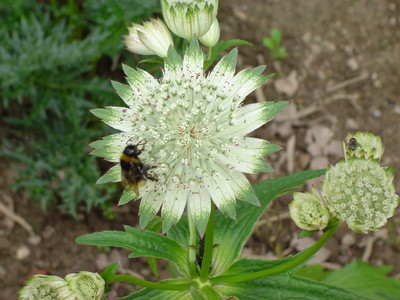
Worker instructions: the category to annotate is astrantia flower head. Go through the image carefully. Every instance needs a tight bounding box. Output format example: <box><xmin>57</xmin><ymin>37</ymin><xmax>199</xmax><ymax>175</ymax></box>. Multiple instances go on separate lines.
<box><xmin>124</xmin><ymin>18</ymin><xmax>173</xmax><ymax>58</ymax></box>
<box><xmin>161</xmin><ymin>0</ymin><xmax>218</xmax><ymax>40</ymax></box>
<box><xmin>322</xmin><ymin>158</ymin><xmax>399</xmax><ymax>234</ymax></box>
<box><xmin>344</xmin><ymin>131</ymin><xmax>384</xmax><ymax>161</ymax></box>
<box><xmin>289</xmin><ymin>188</ymin><xmax>330</xmax><ymax>231</ymax></box>
<box><xmin>17</xmin><ymin>272</ymin><xmax>105</xmax><ymax>300</ymax></box>
<box><xmin>91</xmin><ymin>40</ymin><xmax>287</xmax><ymax>235</ymax></box>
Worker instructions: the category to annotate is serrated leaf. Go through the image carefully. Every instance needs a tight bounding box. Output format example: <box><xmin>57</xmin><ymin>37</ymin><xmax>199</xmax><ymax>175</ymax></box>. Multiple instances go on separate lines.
<box><xmin>204</xmin><ymin>39</ymin><xmax>253</xmax><ymax>71</ymax></box>
<box><xmin>221</xmin><ymin>257</ymin><xmax>303</xmax><ymax>277</ymax></box>
<box><xmin>119</xmin><ymin>279</ymin><xmax>193</xmax><ymax>300</ymax></box>
<box><xmin>212</xmin><ymin>169</ymin><xmax>326</xmax><ymax>275</ymax></box>
<box><xmin>323</xmin><ymin>260</ymin><xmax>400</xmax><ymax>300</ymax></box>
<box><xmin>76</xmin><ymin>226</ymin><xmax>190</xmax><ymax>276</ymax></box>
<box><xmin>216</xmin><ymin>274</ymin><xmax>368</xmax><ymax>300</ymax></box>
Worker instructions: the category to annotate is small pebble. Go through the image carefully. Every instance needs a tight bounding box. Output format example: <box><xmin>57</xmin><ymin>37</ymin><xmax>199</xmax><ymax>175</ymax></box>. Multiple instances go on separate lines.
<box><xmin>341</xmin><ymin>233</ymin><xmax>356</xmax><ymax>249</ymax></box>
<box><xmin>371</xmin><ymin>109</ymin><xmax>382</xmax><ymax>118</ymax></box>
<box><xmin>16</xmin><ymin>245</ymin><xmax>30</xmax><ymax>260</ymax></box>
<box><xmin>28</xmin><ymin>235</ymin><xmax>42</xmax><ymax>246</ymax></box>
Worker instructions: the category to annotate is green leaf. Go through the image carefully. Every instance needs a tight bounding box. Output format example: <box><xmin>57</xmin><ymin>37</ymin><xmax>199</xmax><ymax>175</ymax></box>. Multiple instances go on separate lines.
<box><xmin>76</xmin><ymin>226</ymin><xmax>190</xmax><ymax>276</ymax></box>
<box><xmin>278</xmin><ymin>47</ymin><xmax>288</xmax><ymax>59</ymax></box>
<box><xmin>262</xmin><ymin>37</ymin><xmax>275</xmax><ymax>50</ymax></box>
<box><xmin>204</xmin><ymin>39</ymin><xmax>253</xmax><ymax>71</ymax></box>
<box><xmin>221</xmin><ymin>257</ymin><xmax>304</xmax><ymax>277</ymax></box>
<box><xmin>217</xmin><ymin>274</ymin><xmax>368</xmax><ymax>300</ymax></box>
<box><xmin>167</xmin><ymin>215</ymin><xmax>189</xmax><ymax>247</ymax></box>
<box><xmin>191</xmin><ymin>286</ymin><xmax>207</xmax><ymax>300</ymax></box>
<box><xmin>120</xmin><ymin>279</ymin><xmax>193</xmax><ymax>300</ymax></box>
<box><xmin>271</xmin><ymin>29</ymin><xmax>282</xmax><ymax>44</ymax></box>
<box><xmin>145</xmin><ymin>216</ymin><xmax>163</xmax><ymax>277</ymax></box>
<box><xmin>212</xmin><ymin>169</ymin><xmax>326</xmax><ymax>275</ymax></box>
<box><xmin>295</xmin><ymin>264</ymin><xmax>331</xmax><ymax>281</ymax></box>
<box><xmin>145</xmin><ymin>216</ymin><xmax>163</xmax><ymax>232</ymax></box>
<box><xmin>101</xmin><ymin>261</ymin><xmax>120</xmax><ymax>283</ymax></box>
<box><xmin>323</xmin><ymin>260</ymin><xmax>400</xmax><ymax>300</ymax></box>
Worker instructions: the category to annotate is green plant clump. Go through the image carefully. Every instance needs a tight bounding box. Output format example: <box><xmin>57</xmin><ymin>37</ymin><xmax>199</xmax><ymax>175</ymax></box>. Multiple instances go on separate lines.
<box><xmin>0</xmin><ymin>0</ymin><xmax>159</xmax><ymax>217</ymax></box>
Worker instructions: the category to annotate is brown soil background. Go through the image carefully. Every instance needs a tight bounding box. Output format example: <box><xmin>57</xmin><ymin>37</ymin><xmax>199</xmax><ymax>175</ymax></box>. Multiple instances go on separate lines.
<box><xmin>1</xmin><ymin>0</ymin><xmax>400</xmax><ymax>299</ymax></box>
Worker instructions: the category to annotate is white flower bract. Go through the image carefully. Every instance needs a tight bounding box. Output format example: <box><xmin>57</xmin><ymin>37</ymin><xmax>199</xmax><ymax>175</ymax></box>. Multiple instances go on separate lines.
<box><xmin>199</xmin><ymin>18</ymin><xmax>220</xmax><ymax>48</ymax></box>
<box><xmin>91</xmin><ymin>40</ymin><xmax>287</xmax><ymax>235</ymax></box>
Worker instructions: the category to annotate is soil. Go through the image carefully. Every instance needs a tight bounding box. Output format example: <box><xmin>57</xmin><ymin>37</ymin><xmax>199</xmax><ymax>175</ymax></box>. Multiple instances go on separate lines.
<box><xmin>1</xmin><ymin>1</ymin><xmax>400</xmax><ymax>299</ymax></box>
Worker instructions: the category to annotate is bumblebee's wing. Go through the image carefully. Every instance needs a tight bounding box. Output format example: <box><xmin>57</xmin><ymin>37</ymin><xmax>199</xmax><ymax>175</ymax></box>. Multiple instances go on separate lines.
<box><xmin>121</xmin><ymin>168</ymin><xmax>140</xmax><ymax>196</ymax></box>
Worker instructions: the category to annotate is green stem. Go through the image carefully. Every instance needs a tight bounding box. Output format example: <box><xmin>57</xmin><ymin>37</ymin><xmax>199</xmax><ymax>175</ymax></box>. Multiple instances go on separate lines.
<box><xmin>109</xmin><ymin>275</ymin><xmax>192</xmax><ymax>291</ymax></box>
<box><xmin>206</xmin><ymin>47</ymin><xmax>213</xmax><ymax>61</ymax></box>
<box><xmin>210</xmin><ymin>226</ymin><xmax>338</xmax><ymax>284</ymax></box>
<box><xmin>200</xmin><ymin>203</ymin><xmax>215</xmax><ymax>281</ymax></box>
<box><xmin>188</xmin><ymin>207</ymin><xmax>199</xmax><ymax>278</ymax></box>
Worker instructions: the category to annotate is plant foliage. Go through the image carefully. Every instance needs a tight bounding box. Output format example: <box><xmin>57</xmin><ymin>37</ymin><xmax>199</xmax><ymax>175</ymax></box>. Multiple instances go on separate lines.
<box><xmin>0</xmin><ymin>0</ymin><xmax>159</xmax><ymax>216</ymax></box>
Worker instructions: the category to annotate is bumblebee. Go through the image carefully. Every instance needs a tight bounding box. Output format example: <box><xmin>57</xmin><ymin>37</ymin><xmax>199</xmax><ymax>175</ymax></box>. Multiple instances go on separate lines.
<box><xmin>120</xmin><ymin>140</ymin><xmax>157</xmax><ymax>195</ymax></box>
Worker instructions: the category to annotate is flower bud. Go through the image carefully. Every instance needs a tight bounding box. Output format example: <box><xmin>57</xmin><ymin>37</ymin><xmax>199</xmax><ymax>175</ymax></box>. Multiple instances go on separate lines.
<box><xmin>199</xmin><ymin>19</ymin><xmax>220</xmax><ymax>47</ymax></box>
<box><xmin>344</xmin><ymin>131</ymin><xmax>384</xmax><ymax>161</ymax></box>
<box><xmin>18</xmin><ymin>275</ymin><xmax>72</xmax><ymax>299</ymax></box>
<box><xmin>161</xmin><ymin>0</ymin><xmax>218</xmax><ymax>40</ymax></box>
<box><xmin>289</xmin><ymin>189</ymin><xmax>330</xmax><ymax>231</ymax></box>
<box><xmin>65</xmin><ymin>271</ymin><xmax>105</xmax><ymax>300</ymax></box>
<box><xmin>125</xmin><ymin>18</ymin><xmax>174</xmax><ymax>58</ymax></box>
<box><xmin>322</xmin><ymin>158</ymin><xmax>399</xmax><ymax>233</ymax></box>
<box><xmin>18</xmin><ymin>272</ymin><xmax>105</xmax><ymax>300</ymax></box>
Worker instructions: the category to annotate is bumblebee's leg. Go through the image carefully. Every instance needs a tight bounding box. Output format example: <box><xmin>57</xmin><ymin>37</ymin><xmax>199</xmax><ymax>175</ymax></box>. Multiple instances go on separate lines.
<box><xmin>136</xmin><ymin>139</ymin><xmax>147</xmax><ymax>154</ymax></box>
<box><xmin>142</xmin><ymin>165</ymin><xmax>158</xmax><ymax>181</ymax></box>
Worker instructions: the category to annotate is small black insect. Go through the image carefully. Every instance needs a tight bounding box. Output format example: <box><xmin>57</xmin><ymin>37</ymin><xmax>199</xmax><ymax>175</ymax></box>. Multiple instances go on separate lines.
<box><xmin>347</xmin><ymin>137</ymin><xmax>360</xmax><ymax>151</ymax></box>
<box><xmin>196</xmin><ymin>237</ymin><xmax>205</xmax><ymax>268</ymax></box>
<box><xmin>120</xmin><ymin>140</ymin><xmax>157</xmax><ymax>195</ymax></box>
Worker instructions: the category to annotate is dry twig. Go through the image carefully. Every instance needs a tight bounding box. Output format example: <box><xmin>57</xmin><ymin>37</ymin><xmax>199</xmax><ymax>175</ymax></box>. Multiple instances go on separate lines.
<box><xmin>0</xmin><ymin>191</ymin><xmax>35</xmax><ymax>237</ymax></box>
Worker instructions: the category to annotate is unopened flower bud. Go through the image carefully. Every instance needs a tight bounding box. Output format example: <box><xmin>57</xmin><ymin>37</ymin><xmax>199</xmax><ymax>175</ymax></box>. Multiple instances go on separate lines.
<box><xmin>322</xmin><ymin>158</ymin><xmax>399</xmax><ymax>233</ymax></box>
<box><xmin>161</xmin><ymin>0</ymin><xmax>218</xmax><ymax>40</ymax></box>
<box><xmin>125</xmin><ymin>18</ymin><xmax>174</xmax><ymax>58</ymax></box>
<box><xmin>344</xmin><ymin>131</ymin><xmax>384</xmax><ymax>161</ymax></box>
<box><xmin>289</xmin><ymin>189</ymin><xmax>330</xmax><ymax>231</ymax></box>
<box><xmin>18</xmin><ymin>272</ymin><xmax>105</xmax><ymax>300</ymax></box>
<box><xmin>65</xmin><ymin>271</ymin><xmax>105</xmax><ymax>300</ymax></box>
<box><xmin>18</xmin><ymin>275</ymin><xmax>72</xmax><ymax>299</ymax></box>
<box><xmin>199</xmin><ymin>19</ymin><xmax>220</xmax><ymax>47</ymax></box>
